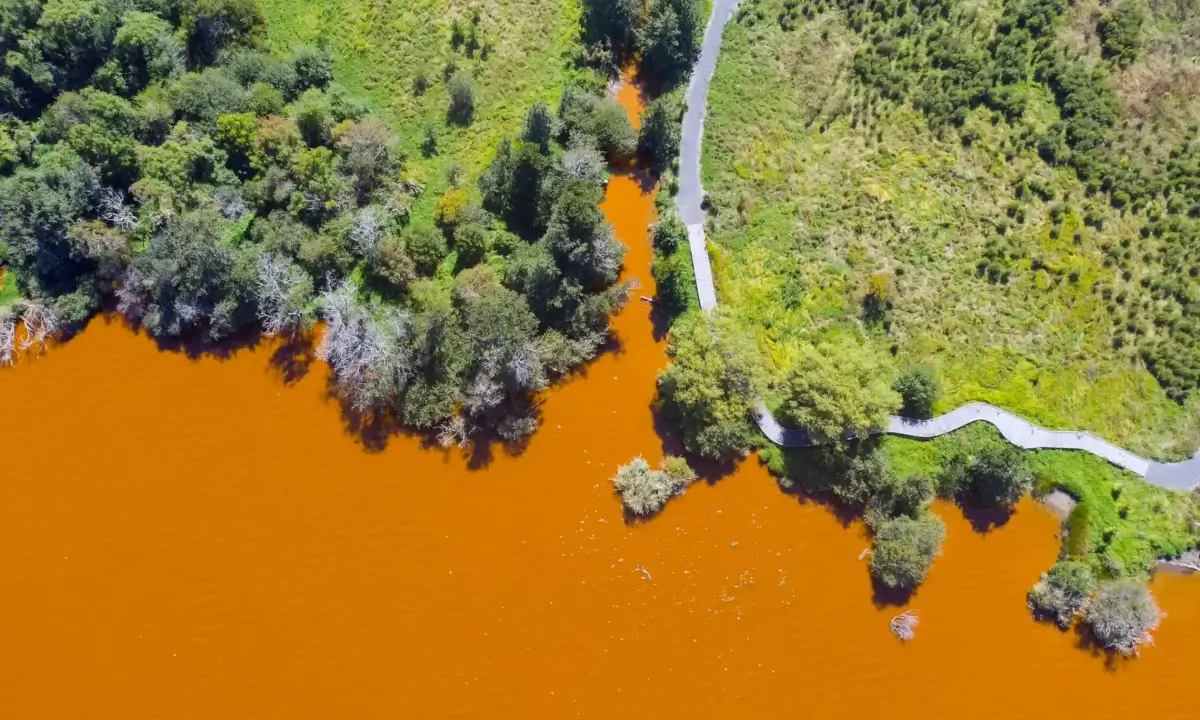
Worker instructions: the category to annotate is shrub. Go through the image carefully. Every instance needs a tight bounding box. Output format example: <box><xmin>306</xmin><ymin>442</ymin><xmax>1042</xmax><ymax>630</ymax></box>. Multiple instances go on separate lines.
<box><xmin>447</xmin><ymin>71</ymin><xmax>476</xmax><ymax>126</ymax></box>
<box><xmin>368</xmin><ymin>234</ymin><xmax>416</xmax><ymax>294</ymax></box>
<box><xmin>652</xmin><ymin>214</ymin><xmax>687</xmax><ymax>255</ymax></box>
<box><xmin>1099</xmin><ymin>2</ymin><xmax>1144</xmax><ymax>67</ymax></box>
<box><xmin>612</xmin><ymin>455</ymin><xmax>695</xmax><ymax>515</ymax></box>
<box><xmin>1028</xmin><ymin>560</ymin><xmax>1096</xmax><ymax>628</ymax></box>
<box><xmin>452</xmin><ymin>222</ymin><xmax>488</xmax><ymax>267</ymax></box>
<box><xmin>435</xmin><ymin>187</ymin><xmax>470</xmax><ymax>227</ymax></box>
<box><xmin>523</xmin><ymin>99</ymin><xmax>554</xmax><ymax>151</ymax></box>
<box><xmin>969</xmin><ymin>444</ymin><xmax>1034</xmax><ymax>507</ymax></box>
<box><xmin>1083</xmin><ymin>581</ymin><xmax>1162</xmax><ymax>655</ymax></box>
<box><xmin>871</xmin><ymin>473</ymin><xmax>936</xmax><ymax>518</ymax></box>
<box><xmin>651</xmin><ymin>250</ymin><xmax>693</xmax><ymax>317</ymax></box>
<box><xmin>404</xmin><ymin>223</ymin><xmax>448</xmax><ymax>275</ymax></box>
<box><xmin>893</xmin><ymin>365</ymin><xmax>941</xmax><ymax>418</ymax></box>
<box><xmin>593</xmin><ymin>99</ymin><xmax>638</xmax><ymax>158</ymax></box>
<box><xmin>869</xmin><ymin>513</ymin><xmax>946</xmax><ymax>590</ymax></box>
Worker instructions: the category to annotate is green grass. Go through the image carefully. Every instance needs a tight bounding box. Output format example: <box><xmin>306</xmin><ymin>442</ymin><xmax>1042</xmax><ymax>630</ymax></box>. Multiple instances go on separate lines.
<box><xmin>760</xmin><ymin>421</ymin><xmax>1199</xmax><ymax>579</ymax></box>
<box><xmin>701</xmin><ymin>0</ymin><xmax>1200</xmax><ymax>460</ymax></box>
<box><xmin>256</xmin><ymin>0</ymin><xmax>602</xmax><ymax>225</ymax></box>
<box><xmin>882</xmin><ymin>424</ymin><xmax>1197</xmax><ymax>578</ymax></box>
<box><xmin>0</xmin><ymin>267</ymin><xmax>20</xmax><ymax>308</ymax></box>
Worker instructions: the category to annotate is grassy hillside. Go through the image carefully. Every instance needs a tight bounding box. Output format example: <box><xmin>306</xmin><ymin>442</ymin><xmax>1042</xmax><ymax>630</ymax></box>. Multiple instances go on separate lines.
<box><xmin>702</xmin><ymin>0</ymin><xmax>1200</xmax><ymax>459</ymax></box>
<box><xmin>257</xmin><ymin>0</ymin><xmax>601</xmax><ymax>224</ymax></box>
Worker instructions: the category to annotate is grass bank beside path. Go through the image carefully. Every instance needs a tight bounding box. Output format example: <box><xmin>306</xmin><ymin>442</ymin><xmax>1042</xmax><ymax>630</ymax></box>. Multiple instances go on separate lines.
<box><xmin>701</xmin><ymin>0</ymin><xmax>1200</xmax><ymax>460</ymax></box>
<box><xmin>257</xmin><ymin>0</ymin><xmax>600</xmax><ymax>225</ymax></box>
<box><xmin>760</xmin><ymin>422</ymin><xmax>1199</xmax><ymax>579</ymax></box>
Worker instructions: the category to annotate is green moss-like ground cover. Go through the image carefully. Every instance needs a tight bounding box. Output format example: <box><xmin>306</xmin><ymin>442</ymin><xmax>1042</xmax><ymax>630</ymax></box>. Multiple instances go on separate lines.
<box><xmin>257</xmin><ymin>0</ymin><xmax>601</xmax><ymax>225</ymax></box>
<box><xmin>702</xmin><ymin>0</ymin><xmax>1200</xmax><ymax>459</ymax></box>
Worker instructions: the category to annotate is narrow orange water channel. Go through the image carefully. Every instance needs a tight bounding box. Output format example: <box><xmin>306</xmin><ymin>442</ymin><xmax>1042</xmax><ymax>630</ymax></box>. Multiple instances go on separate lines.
<box><xmin>0</xmin><ymin>72</ymin><xmax>1198</xmax><ymax>719</ymax></box>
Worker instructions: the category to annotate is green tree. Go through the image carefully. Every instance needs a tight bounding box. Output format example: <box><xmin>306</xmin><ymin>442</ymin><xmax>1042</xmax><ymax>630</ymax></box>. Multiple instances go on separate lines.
<box><xmin>1028</xmin><ymin>560</ymin><xmax>1096</xmax><ymax>629</ymax></box>
<box><xmin>869</xmin><ymin>513</ymin><xmax>946</xmax><ymax>590</ymax></box>
<box><xmin>1083</xmin><ymin>581</ymin><xmax>1161</xmax><ymax>655</ymax></box>
<box><xmin>523</xmin><ymin>99</ymin><xmax>554</xmax><ymax>151</ymax></box>
<box><xmin>652</xmin><ymin>214</ymin><xmax>687</xmax><ymax>254</ymax></box>
<box><xmin>335</xmin><ymin>116</ymin><xmax>398</xmax><ymax>201</ymax></box>
<box><xmin>638</xmin><ymin>95</ymin><xmax>682</xmax><ymax>172</ymax></box>
<box><xmin>651</xmin><ymin>250</ymin><xmax>693</xmax><ymax>317</ymax></box>
<box><xmin>113</xmin><ymin>10</ymin><xmax>180</xmax><ymax>90</ymax></box>
<box><xmin>1099</xmin><ymin>1</ymin><xmax>1145</xmax><ymax>67</ymax></box>
<box><xmin>447</xmin><ymin>71</ymin><xmax>475</xmax><ymax>126</ymax></box>
<box><xmin>870</xmin><ymin>472</ymin><xmax>936</xmax><ymax>519</ymax></box>
<box><xmin>452</xmin><ymin>221</ymin><xmax>488</xmax><ymax>268</ymax></box>
<box><xmin>189</xmin><ymin>0</ymin><xmax>266</xmax><ymax>66</ymax></box>
<box><xmin>582</xmin><ymin>0</ymin><xmax>640</xmax><ymax>51</ymax></box>
<box><xmin>368</xmin><ymin>234</ymin><xmax>416</xmax><ymax>295</ymax></box>
<box><xmin>404</xmin><ymin>223</ymin><xmax>448</xmax><ymax>276</ymax></box>
<box><xmin>944</xmin><ymin>444</ymin><xmax>1034</xmax><ymax>508</ymax></box>
<box><xmin>215</xmin><ymin>112</ymin><xmax>260</xmax><ymax>178</ymax></box>
<box><xmin>656</xmin><ymin>314</ymin><xmax>760</xmax><ymax>461</ymax></box>
<box><xmin>542</xmin><ymin>179</ymin><xmax>623</xmax><ymax>288</ymax></box>
<box><xmin>893</xmin><ymin>365</ymin><xmax>941</xmax><ymax>419</ymax></box>
<box><xmin>781</xmin><ymin>339</ymin><xmax>901</xmax><ymax>446</ymax></box>
<box><xmin>593</xmin><ymin>98</ymin><xmax>637</xmax><ymax>158</ymax></box>
<box><xmin>171</xmin><ymin>69</ymin><xmax>249</xmax><ymax>125</ymax></box>
<box><xmin>638</xmin><ymin>0</ymin><xmax>702</xmax><ymax>87</ymax></box>
<box><xmin>291</xmin><ymin>88</ymin><xmax>333</xmax><ymax>147</ymax></box>
<box><xmin>116</xmin><ymin>209</ymin><xmax>255</xmax><ymax>340</ymax></box>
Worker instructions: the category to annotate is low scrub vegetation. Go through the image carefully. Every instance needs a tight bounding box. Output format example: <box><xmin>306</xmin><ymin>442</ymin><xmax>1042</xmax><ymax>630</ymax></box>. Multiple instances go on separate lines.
<box><xmin>612</xmin><ymin>455</ymin><xmax>697</xmax><ymax>515</ymax></box>
<box><xmin>702</xmin><ymin>0</ymin><xmax>1200</xmax><ymax>459</ymax></box>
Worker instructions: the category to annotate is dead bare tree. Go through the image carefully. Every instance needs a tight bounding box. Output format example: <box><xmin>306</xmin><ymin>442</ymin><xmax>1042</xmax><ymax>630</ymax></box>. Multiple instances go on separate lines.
<box><xmin>349</xmin><ymin>207</ymin><xmax>383</xmax><ymax>257</ymax></box>
<box><xmin>436</xmin><ymin>413</ymin><xmax>474</xmax><ymax>448</ymax></box>
<box><xmin>317</xmin><ymin>281</ymin><xmax>414</xmax><ymax>412</ymax></box>
<box><xmin>0</xmin><ymin>314</ymin><xmax>16</xmax><ymax>366</ymax></box>
<box><xmin>890</xmin><ymin>610</ymin><xmax>919</xmax><ymax>641</ymax></box>
<box><xmin>97</xmin><ymin>187</ymin><xmax>138</xmax><ymax>230</ymax></box>
<box><xmin>256</xmin><ymin>253</ymin><xmax>314</xmax><ymax>337</ymax></box>
<box><xmin>19</xmin><ymin>302</ymin><xmax>59</xmax><ymax>351</ymax></box>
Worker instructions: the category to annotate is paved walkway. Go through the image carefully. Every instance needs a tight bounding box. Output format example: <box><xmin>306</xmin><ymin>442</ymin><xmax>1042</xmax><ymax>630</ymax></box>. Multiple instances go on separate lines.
<box><xmin>675</xmin><ymin>0</ymin><xmax>1200</xmax><ymax>490</ymax></box>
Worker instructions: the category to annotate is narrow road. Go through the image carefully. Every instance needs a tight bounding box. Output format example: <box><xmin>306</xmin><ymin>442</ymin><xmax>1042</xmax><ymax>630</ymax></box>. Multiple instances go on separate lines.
<box><xmin>675</xmin><ymin>0</ymin><xmax>1200</xmax><ymax>489</ymax></box>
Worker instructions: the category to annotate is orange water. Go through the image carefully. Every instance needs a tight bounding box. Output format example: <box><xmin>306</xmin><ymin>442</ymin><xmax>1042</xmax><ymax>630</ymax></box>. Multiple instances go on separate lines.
<box><xmin>0</xmin><ymin>72</ymin><xmax>1197</xmax><ymax>719</ymax></box>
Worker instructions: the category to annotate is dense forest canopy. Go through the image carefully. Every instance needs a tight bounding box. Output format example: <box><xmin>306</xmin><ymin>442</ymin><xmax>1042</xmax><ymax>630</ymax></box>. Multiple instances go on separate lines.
<box><xmin>0</xmin><ymin>0</ymin><xmax>643</xmax><ymax>445</ymax></box>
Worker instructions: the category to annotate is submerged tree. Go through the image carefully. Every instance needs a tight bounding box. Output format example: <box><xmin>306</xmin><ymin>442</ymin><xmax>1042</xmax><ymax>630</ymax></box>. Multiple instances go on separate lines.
<box><xmin>1083</xmin><ymin>581</ymin><xmax>1162</xmax><ymax>655</ymax></box>
<box><xmin>612</xmin><ymin>455</ymin><xmax>696</xmax><ymax>516</ymax></box>
<box><xmin>1028</xmin><ymin>560</ymin><xmax>1096</xmax><ymax>629</ymax></box>
<box><xmin>869</xmin><ymin>513</ymin><xmax>945</xmax><ymax>590</ymax></box>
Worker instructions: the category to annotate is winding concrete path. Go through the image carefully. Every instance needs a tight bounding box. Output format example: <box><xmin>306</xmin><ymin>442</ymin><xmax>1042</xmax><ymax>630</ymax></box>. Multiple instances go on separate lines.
<box><xmin>675</xmin><ymin>0</ymin><xmax>1200</xmax><ymax>490</ymax></box>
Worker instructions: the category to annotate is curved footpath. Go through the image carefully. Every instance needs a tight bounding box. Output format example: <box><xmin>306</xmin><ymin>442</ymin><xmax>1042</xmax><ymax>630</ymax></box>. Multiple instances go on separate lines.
<box><xmin>675</xmin><ymin>0</ymin><xmax>1200</xmax><ymax>490</ymax></box>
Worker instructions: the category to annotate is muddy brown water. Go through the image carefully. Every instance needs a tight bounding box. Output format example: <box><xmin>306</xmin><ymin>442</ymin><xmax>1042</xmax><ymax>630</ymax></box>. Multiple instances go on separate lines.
<box><xmin>0</xmin><ymin>72</ymin><xmax>1197</xmax><ymax>719</ymax></box>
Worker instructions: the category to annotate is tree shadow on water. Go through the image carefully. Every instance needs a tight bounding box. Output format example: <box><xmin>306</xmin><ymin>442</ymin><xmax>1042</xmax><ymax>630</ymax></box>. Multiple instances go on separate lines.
<box><xmin>956</xmin><ymin>498</ymin><xmax>1015</xmax><ymax>534</ymax></box>
<box><xmin>267</xmin><ymin>332</ymin><xmax>315</xmax><ymax>386</ymax></box>
<box><xmin>1073</xmin><ymin>622</ymin><xmax>1136</xmax><ymax>672</ymax></box>
<box><xmin>649</xmin><ymin>401</ymin><xmax>738</xmax><ymax>484</ymax></box>
<box><xmin>871</xmin><ymin>578</ymin><xmax>917</xmax><ymax>609</ymax></box>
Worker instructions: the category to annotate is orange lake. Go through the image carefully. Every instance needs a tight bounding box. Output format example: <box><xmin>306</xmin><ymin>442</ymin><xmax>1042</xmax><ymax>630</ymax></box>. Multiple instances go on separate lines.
<box><xmin>0</xmin><ymin>73</ymin><xmax>1198</xmax><ymax>719</ymax></box>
